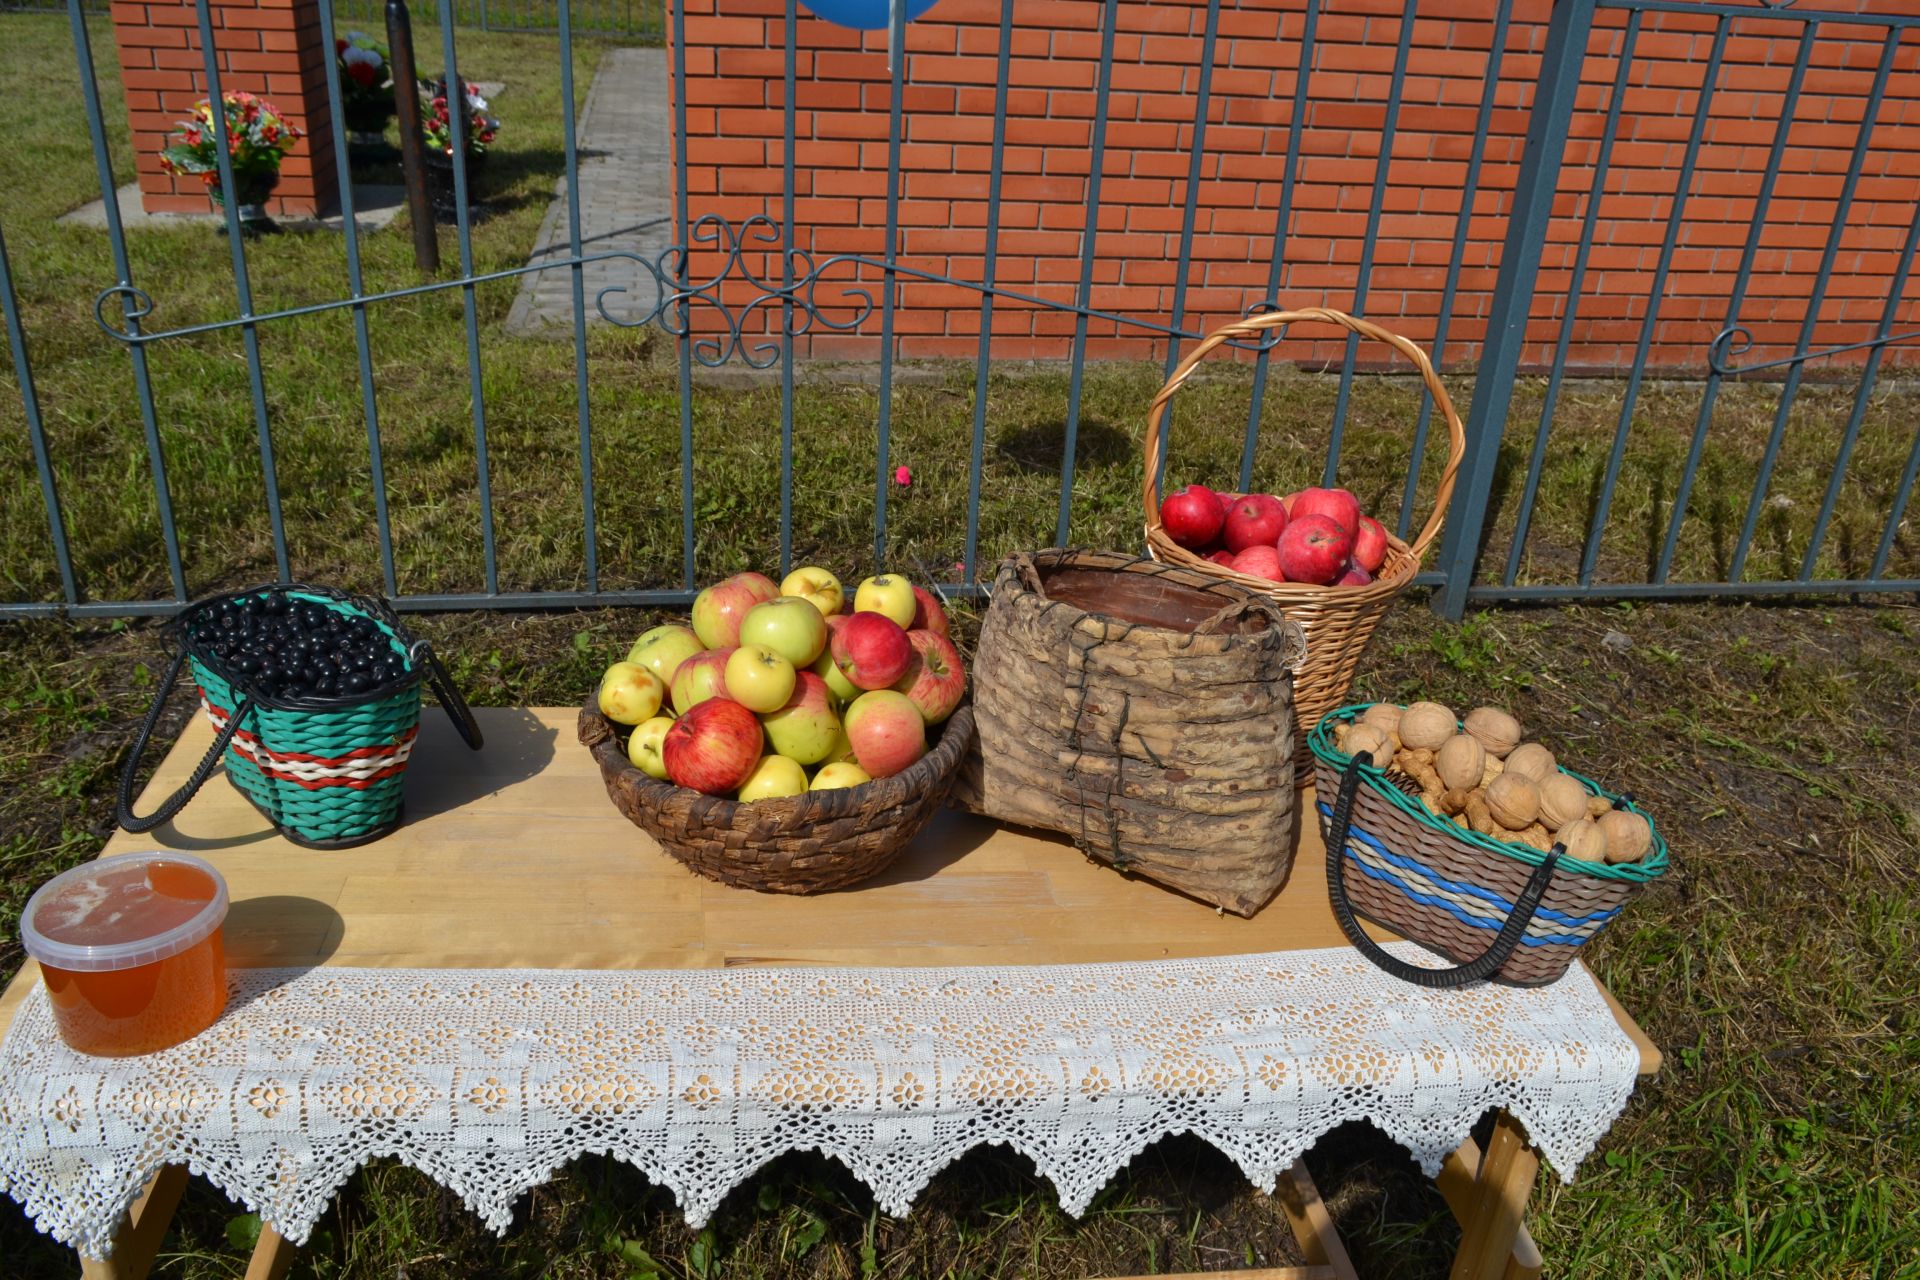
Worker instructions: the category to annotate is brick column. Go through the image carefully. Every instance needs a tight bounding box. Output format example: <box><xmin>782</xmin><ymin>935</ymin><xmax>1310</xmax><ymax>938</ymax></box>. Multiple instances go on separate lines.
<box><xmin>113</xmin><ymin>0</ymin><xmax>339</xmax><ymax>217</ymax></box>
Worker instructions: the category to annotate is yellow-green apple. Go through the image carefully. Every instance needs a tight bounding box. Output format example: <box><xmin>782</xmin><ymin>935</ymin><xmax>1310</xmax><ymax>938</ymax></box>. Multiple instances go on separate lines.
<box><xmin>627</xmin><ymin>715</ymin><xmax>675</xmax><ymax>779</ymax></box>
<box><xmin>844</xmin><ymin>689</ymin><xmax>927</xmax><ymax>778</ymax></box>
<box><xmin>809</xmin><ymin>761</ymin><xmax>871</xmax><ymax>792</ymax></box>
<box><xmin>1158</xmin><ymin>484</ymin><xmax>1227</xmax><ymax>550</ymax></box>
<box><xmin>626</xmin><ymin>624</ymin><xmax>702</xmax><ymax>687</ymax></box>
<box><xmin>822</xmin><ymin>723</ymin><xmax>856</xmax><ymax>763</ymax></box>
<box><xmin>670</xmin><ymin>647</ymin><xmax>735</xmax><ymax>712</ymax></box>
<box><xmin>780</xmin><ymin>566</ymin><xmax>844</xmax><ymax>617</ymax></box>
<box><xmin>1275</xmin><ymin>514</ymin><xmax>1353</xmax><ymax>586</ymax></box>
<box><xmin>691</xmin><ymin>571</ymin><xmax>779</xmax><ymax>649</ymax></box>
<box><xmin>910</xmin><ymin>585</ymin><xmax>951</xmax><ymax>637</ymax></box>
<box><xmin>1223</xmin><ymin>494</ymin><xmax>1289</xmax><ymax>552</ymax></box>
<box><xmin>737</xmin><ymin>754</ymin><xmax>808</xmax><ymax>802</ymax></box>
<box><xmin>739</xmin><ymin>596</ymin><xmax>827</xmax><ymax>666</ymax></box>
<box><xmin>1351</xmin><ymin>515</ymin><xmax>1389</xmax><ymax>574</ymax></box>
<box><xmin>724</xmin><ymin>644</ymin><xmax>797</xmax><ymax>713</ymax></box>
<box><xmin>1290</xmin><ymin>487</ymin><xmax>1361</xmax><ymax>536</ymax></box>
<box><xmin>663</xmin><ymin>698</ymin><xmax>763</xmax><ymax>795</ymax></box>
<box><xmin>853</xmin><ymin>574</ymin><xmax>916</xmax><ymax>627</ymax></box>
<box><xmin>759</xmin><ymin>670</ymin><xmax>842</xmax><ymax>764</ymax></box>
<box><xmin>830</xmin><ymin>611</ymin><xmax>913</xmax><ymax>690</ymax></box>
<box><xmin>811</xmin><ymin>616</ymin><xmax>859</xmax><ymax>702</ymax></box>
<box><xmin>893</xmin><ymin>630</ymin><xmax>966</xmax><ymax>724</ymax></box>
<box><xmin>597</xmin><ymin>661</ymin><xmax>665</xmax><ymax>725</ymax></box>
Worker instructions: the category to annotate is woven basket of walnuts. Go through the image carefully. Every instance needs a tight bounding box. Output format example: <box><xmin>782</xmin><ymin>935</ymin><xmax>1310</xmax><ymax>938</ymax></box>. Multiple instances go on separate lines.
<box><xmin>1308</xmin><ymin>702</ymin><xmax>1667</xmax><ymax>988</ymax></box>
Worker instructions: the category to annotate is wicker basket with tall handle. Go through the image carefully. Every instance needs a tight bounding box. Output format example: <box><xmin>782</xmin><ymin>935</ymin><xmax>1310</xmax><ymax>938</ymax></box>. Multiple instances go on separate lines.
<box><xmin>1143</xmin><ymin>307</ymin><xmax>1468</xmax><ymax>777</ymax></box>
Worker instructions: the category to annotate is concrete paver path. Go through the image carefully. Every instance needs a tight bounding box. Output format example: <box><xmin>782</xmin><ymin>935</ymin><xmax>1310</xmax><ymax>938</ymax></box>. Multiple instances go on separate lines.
<box><xmin>507</xmin><ymin>47</ymin><xmax>674</xmax><ymax>335</ymax></box>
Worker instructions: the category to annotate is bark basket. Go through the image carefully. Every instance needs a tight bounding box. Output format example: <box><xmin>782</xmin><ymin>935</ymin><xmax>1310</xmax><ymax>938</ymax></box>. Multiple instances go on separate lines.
<box><xmin>955</xmin><ymin>550</ymin><xmax>1307</xmax><ymax>916</ymax></box>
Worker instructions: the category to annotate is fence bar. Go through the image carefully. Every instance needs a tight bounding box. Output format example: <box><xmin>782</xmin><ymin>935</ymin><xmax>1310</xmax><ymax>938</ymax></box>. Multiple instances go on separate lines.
<box><xmin>1240</xmin><ymin>0</ymin><xmax>1319</xmax><ymax>494</ymax></box>
<box><xmin>870</xmin><ymin>0</ymin><xmax>908</xmax><ymax>569</ymax></box>
<box><xmin>1151</xmin><ymin>0</ymin><xmax>1220</xmax><ymax>503</ymax></box>
<box><xmin>1325</xmin><ymin>0</ymin><xmax>1415</xmax><ymax>486</ymax></box>
<box><xmin>1576</xmin><ymin>14</ymin><xmax>1728</xmax><ymax>587</ymax></box>
<box><xmin>1650</xmin><ymin>24</ymin><xmax>1813</xmax><ymax>585</ymax></box>
<box><xmin>1469</xmin><ymin>577</ymin><xmax>1920</xmax><ymax>603</ymax></box>
<box><xmin>1402</xmin><ymin>0</ymin><xmax>1512</xmax><ymax>541</ymax></box>
<box><xmin>66</xmin><ymin>0</ymin><xmax>187</xmax><ymax>601</ymax></box>
<box><xmin>1431</xmin><ymin>0</ymin><xmax>1598</xmax><ymax>619</ymax></box>
<box><xmin>0</xmin><ymin>222</ymin><xmax>79</xmax><ymax>606</ymax></box>
<box><xmin>1728</xmin><ymin>29</ymin><xmax>1897</xmax><ymax>582</ymax></box>
<box><xmin>193</xmin><ymin>0</ymin><xmax>291</xmax><ymax>582</ymax></box>
<box><xmin>777</xmin><ymin>0</ymin><xmax>797</xmax><ymax>576</ymax></box>
<box><xmin>1502</xmin><ymin>14</ymin><xmax>1637</xmax><ymax>587</ymax></box>
<box><xmin>962</xmin><ymin>0</ymin><xmax>1016</xmax><ymax>582</ymax></box>
<box><xmin>555</xmin><ymin>0</ymin><xmax>599</xmax><ymax>593</ymax></box>
<box><xmin>1605</xmin><ymin>0</ymin><xmax>1920</xmax><ymax>30</ymax></box>
<box><xmin>434</xmin><ymin>0</ymin><xmax>500</xmax><ymax>595</ymax></box>
<box><xmin>672</xmin><ymin>0</ymin><xmax>695</xmax><ymax>589</ymax></box>
<box><xmin>1055</xmin><ymin>0</ymin><xmax>1119</xmax><ymax>548</ymax></box>
<box><xmin>315</xmin><ymin>0</ymin><xmax>400</xmax><ymax>598</ymax></box>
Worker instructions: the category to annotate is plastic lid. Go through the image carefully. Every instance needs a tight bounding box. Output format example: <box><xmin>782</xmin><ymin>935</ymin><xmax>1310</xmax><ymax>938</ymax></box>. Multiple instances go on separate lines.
<box><xmin>20</xmin><ymin>851</ymin><xmax>229</xmax><ymax>973</ymax></box>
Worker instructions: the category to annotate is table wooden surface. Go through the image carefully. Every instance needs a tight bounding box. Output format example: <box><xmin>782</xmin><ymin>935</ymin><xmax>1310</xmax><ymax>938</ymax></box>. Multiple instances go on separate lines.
<box><xmin>2</xmin><ymin>706</ymin><xmax>1659</xmax><ymax>1280</ymax></box>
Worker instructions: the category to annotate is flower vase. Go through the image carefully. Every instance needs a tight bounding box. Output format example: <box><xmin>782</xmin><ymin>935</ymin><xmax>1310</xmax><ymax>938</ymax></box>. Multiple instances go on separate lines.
<box><xmin>424</xmin><ymin>151</ymin><xmax>486</xmax><ymax>224</ymax></box>
<box><xmin>209</xmin><ymin>171</ymin><xmax>279</xmax><ymax>233</ymax></box>
<box><xmin>344</xmin><ymin>95</ymin><xmax>398</xmax><ymax>163</ymax></box>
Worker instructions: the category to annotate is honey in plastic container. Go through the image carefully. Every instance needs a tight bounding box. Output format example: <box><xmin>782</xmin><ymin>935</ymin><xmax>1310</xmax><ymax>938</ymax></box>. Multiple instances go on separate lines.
<box><xmin>20</xmin><ymin>851</ymin><xmax>230</xmax><ymax>1056</ymax></box>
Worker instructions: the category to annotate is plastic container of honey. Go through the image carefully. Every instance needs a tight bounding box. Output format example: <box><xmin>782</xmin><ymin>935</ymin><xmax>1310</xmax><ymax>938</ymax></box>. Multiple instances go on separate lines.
<box><xmin>20</xmin><ymin>851</ymin><xmax>229</xmax><ymax>1056</ymax></box>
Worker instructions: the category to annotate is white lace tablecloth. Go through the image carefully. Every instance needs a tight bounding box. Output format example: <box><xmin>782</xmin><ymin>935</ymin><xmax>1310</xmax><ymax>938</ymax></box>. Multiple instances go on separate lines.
<box><xmin>0</xmin><ymin>945</ymin><xmax>1641</xmax><ymax>1258</ymax></box>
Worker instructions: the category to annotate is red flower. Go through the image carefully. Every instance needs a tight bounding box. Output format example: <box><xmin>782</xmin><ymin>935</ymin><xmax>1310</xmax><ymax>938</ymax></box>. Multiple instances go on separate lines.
<box><xmin>346</xmin><ymin>60</ymin><xmax>380</xmax><ymax>88</ymax></box>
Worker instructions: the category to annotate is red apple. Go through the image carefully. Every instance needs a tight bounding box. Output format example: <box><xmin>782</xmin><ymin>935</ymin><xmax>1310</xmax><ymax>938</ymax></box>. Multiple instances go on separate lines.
<box><xmin>843</xmin><ymin>689</ymin><xmax>928</xmax><ymax>778</ymax></box>
<box><xmin>831</xmin><ymin>611</ymin><xmax>914</xmax><ymax>690</ymax></box>
<box><xmin>1337</xmin><ymin>564</ymin><xmax>1374</xmax><ymax>587</ymax></box>
<box><xmin>1205</xmin><ymin>550</ymin><xmax>1237</xmax><ymax>567</ymax></box>
<box><xmin>1352</xmin><ymin>515</ymin><xmax>1389</xmax><ymax>574</ymax></box>
<box><xmin>892</xmin><ymin>629</ymin><xmax>967</xmax><ymax>724</ymax></box>
<box><xmin>1290</xmin><ymin>487</ymin><xmax>1361</xmax><ymax>536</ymax></box>
<box><xmin>1275</xmin><ymin>515</ymin><xmax>1353</xmax><ymax>586</ymax></box>
<box><xmin>1158</xmin><ymin>484</ymin><xmax>1227</xmax><ymax>550</ymax></box>
<box><xmin>669</xmin><ymin>647</ymin><xmax>736</xmax><ymax>713</ymax></box>
<box><xmin>1230</xmin><ymin>545</ymin><xmax>1285</xmax><ymax>582</ymax></box>
<box><xmin>690</xmin><ymin>572</ymin><xmax>780</xmax><ymax>649</ymax></box>
<box><xmin>910</xmin><ymin>585</ymin><xmax>951</xmax><ymax>638</ymax></box>
<box><xmin>1223</xmin><ymin>494</ymin><xmax>1289</xmax><ymax>553</ymax></box>
<box><xmin>662</xmin><ymin>697</ymin><xmax>764</xmax><ymax>795</ymax></box>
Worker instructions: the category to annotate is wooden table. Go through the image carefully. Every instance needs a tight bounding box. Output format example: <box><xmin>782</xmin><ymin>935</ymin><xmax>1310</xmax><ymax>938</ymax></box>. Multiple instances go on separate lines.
<box><xmin>1</xmin><ymin>708</ymin><xmax>1658</xmax><ymax>1280</ymax></box>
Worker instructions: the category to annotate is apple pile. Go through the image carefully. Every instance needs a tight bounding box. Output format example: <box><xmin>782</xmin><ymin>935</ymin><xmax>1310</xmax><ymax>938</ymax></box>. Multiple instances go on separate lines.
<box><xmin>1159</xmin><ymin>483</ymin><xmax>1389</xmax><ymax>586</ymax></box>
<box><xmin>595</xmin><ymin>568</ymin><xmax>965</xmax><ymax>801</ymax></box>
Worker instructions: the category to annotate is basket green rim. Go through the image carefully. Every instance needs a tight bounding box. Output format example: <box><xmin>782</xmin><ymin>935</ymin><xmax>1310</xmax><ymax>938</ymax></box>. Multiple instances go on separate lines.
<box><xmin>1308</xmin><ymin>703</ymin><xmax>1669</xmax><ymax>884</ymax></box>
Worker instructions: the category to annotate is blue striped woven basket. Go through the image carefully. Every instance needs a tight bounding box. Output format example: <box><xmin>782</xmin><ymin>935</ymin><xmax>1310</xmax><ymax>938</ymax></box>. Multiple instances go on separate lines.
<box><xmin>1308</xmin><ymin>704</ymin><xmax>1667</xmax><ymax>987</ymax></box>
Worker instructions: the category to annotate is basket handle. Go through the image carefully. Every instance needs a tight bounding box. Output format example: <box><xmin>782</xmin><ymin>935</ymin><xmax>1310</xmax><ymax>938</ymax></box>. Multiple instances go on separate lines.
<box><xmin>1323</xmin><ymin>751</ymin><xmax>1561</xmax><ymax>989</ymax></box>
<box><xmin>409</xmin><ymin>639</ymin><xmax>485</xmax><ymax>751</ymax></box>
<box><xmin>117</xmin><ymin>650</ymin><xmax>255</xmax><ymax>834</ymax></box>
<box><xmin>1142</xmin><ymin>307</ymin><xmax>1468</xmax><ymax>561</ymax></box>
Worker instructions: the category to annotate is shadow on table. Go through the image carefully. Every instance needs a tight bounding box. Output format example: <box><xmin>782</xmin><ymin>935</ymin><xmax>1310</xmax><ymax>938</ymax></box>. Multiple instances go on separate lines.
<box><xmin>403</xmin><ymin>707</ymin><xmax>559</xmax><ymax>821</ymax></box>
<box><xmin>224</xmin><ymin>894</ymin><xmax>346</xmax><ymax>969</ymax></box>
<box><xmin>852</xmin><ymin>808</ymin><xmax>1006</xmax><ymax>890</ymax></box>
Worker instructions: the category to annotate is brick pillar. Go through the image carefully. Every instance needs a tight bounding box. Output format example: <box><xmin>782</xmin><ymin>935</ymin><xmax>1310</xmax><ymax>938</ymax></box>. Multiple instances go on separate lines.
<box><xmin>113</xmin><ymin>0</ymin><xmax>339</xmax><ymax>217</ymax></box>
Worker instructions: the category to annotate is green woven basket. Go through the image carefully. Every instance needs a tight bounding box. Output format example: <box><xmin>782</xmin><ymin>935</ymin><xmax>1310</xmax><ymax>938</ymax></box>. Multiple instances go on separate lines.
<box><xmin>1308</xmin><ymin>704</ymin><xmax>1668</xmax><ymax>987</ymax></box>
<box><xmin>118</xmin><ymin>584</ymin><xmax>482</xmax><ymax>849</ymax></box>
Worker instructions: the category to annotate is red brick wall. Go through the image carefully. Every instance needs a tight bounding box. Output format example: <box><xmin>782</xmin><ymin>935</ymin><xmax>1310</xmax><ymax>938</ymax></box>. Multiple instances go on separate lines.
<box><xmin>672</xmin><ymin>0</ymin><xmax>1920</xmax><ymax>370</ymax></box>
<box><xmin>114</xmin><ymin>0</ymin><xmax>338</xmax><ymax>217</ymax></box>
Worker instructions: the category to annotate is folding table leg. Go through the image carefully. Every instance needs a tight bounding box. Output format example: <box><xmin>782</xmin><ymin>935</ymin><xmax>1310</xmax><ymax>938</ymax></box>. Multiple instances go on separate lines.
<box><xmin>244</xmin><ymin>1223</ymin><xmax>299</xmax><ymax>1280</ymax></box>
<box><xmin>78</xmin><ymin>1165</ymin><xmax>189</xmax><ymax>1280</ymax></box>
<box><xmin>1445</xmin><ymin>1112</ymin><xmax>1543</xmax><ymax>1280</ymax></box>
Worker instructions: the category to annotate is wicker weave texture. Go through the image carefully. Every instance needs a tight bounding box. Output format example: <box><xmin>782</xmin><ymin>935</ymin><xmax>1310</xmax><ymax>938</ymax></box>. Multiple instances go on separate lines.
<box><xmin>956</xmin><ymin>550</ymin><xmax>1307</xmax><ymax>918</ymax></box>
<box><xmin>579</xmin><ymin>700</ymin><xmax>976</xmax><ymax>894</ymax></box>
<box><xmin>1141</xmin><ymin>308</ymin><xmax>1467</xmax><ymax>778</ymax></box>
<box><xmin>1310</xmin><ymin>756</ymin><xmax>1652</xmax><ymax>986</ymax></box>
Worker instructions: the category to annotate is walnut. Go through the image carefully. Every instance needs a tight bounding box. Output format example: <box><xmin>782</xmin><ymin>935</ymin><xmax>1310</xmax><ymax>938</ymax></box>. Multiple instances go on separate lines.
<box><xmin>1398</xmin><ymin>701</ymin><xmax>1457</xmax><ymax>752</ymax></box>
<box><xmin>1484</xmin><ymin>773</ymin><xmax>1540</xmax><ymax>830</ymax></box>
<box><xmin>1537</xmin><ymin>774</ymin><xmax>1590</xmax><ymax>831</ymax></box>
<box><xmin>1556</xmin><ymin>818</ymin><xmax>1608</xmax><ymax>862</ymax></box>
<box><xmin>1503</xmin><ymin>742</ymin><xmax>1558</xmax><ymax>784</ymax></box>
<box><xmin>1463</xmin><ymin>706</ymin><xmax>1523</xmax><ymax>758</ymax></box>
<box><xmin>1598</xmin><ymin>809</ymin><xmax>1653</xmax><ymax>863</ymax></box>
<box><xmin>1343</xmin><ymin>724</ymin><xmax>1391</xmax><ymax>764</ymax></box>
<box><xmin>1436</xmin><ymin>734</ymin><xmax>1486</xmax><ymax>792</ymax></box>
<box><xmin>1361</xmin><ymin>703</ymin><xmax>1404</xmax><ymax>737</ymax></box>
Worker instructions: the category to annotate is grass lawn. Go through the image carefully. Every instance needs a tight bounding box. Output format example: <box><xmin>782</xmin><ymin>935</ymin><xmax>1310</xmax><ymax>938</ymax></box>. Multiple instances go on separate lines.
<box><xmin>2</xmin><ymin>12</ymin><xmax>1919</xmax><ymax>1278</ymax></box>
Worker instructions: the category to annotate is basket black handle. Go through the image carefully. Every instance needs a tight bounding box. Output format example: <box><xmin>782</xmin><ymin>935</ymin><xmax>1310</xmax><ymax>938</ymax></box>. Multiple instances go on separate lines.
<box><xmin>1324</xmin><ymin>751</ymin><xmax>1561</xmax><ymax>989</ymax></box>
<box><xmin>117</xmin><ymin>650</ymin><xmax>255</xmax><ymax>834</ymax></box>
<box><xmin>409</xmin><ymin>639</ymin><xmax>484</xmax><ymax>751</ymax></box>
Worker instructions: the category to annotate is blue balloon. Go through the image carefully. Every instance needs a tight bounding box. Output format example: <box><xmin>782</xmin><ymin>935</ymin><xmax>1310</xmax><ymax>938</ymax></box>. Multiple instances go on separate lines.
<box><xmin>798</xmin><ymin>0</ymin><xmax>942</xmax><ymax>32</ymax></box>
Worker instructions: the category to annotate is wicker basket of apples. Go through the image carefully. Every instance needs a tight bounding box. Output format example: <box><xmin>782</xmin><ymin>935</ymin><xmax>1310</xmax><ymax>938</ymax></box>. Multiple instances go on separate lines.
<box><xmin>1143</xmin><ymin>307</ymin><xmax>1469</xmax><ymax>777</ymax></box>
<box><xmin>578</xmin><ymin>568</ymin><xmax>973</xmax><ymax>894</ymax></box>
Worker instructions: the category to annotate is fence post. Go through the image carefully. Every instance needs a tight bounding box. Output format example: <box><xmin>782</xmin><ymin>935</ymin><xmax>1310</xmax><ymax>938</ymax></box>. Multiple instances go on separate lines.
<box><xmin>1431</xmin><ymin>0</ymin><xmax>1597</xmax><ymax>620</ymax></box>
<box><xmin>387</xmin><ymin>0</ymin><xmax>441</xmax><ymax>273</ymax></box>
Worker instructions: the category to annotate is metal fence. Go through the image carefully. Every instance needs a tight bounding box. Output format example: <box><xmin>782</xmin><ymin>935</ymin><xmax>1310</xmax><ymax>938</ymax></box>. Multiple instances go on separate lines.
<box><xmin>1</xmin><ymin>0</ymin><xmax>1917</xmax><ymax>623</ymax></box>
<box><xmin>331</xmin><ymin>0</ymin><xmax>661</xmax><ymax>38</ymax></box>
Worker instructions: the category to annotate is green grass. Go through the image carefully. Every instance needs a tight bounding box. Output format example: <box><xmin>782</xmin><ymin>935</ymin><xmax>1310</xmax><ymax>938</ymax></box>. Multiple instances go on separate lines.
<box><xmin>3</xmin><ymin>12</ymin><xmax>1920</xmax><ymax>1279</ymax></box>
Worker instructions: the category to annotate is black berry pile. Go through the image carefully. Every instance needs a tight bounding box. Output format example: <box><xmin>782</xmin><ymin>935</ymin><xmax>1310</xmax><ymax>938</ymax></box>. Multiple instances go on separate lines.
<box><xmin>186</xmin><ymin>593</ymin><xmax>407</xmax><ymax>702</ymax></box>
